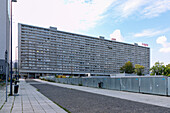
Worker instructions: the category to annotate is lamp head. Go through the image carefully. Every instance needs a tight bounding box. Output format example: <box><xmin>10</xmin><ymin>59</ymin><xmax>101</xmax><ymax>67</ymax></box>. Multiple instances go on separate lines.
<box><xmin>12</xmin><ymin>0</ymin><xmax>17</xmax><ymax>2</ymax></box>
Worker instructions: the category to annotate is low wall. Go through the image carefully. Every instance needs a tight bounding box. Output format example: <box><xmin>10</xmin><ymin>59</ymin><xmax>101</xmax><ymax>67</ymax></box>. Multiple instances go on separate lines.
<box><xmin>40</xmin><ymin>76</ymin><xmax>170</xmax><ymax>96</ymax></box>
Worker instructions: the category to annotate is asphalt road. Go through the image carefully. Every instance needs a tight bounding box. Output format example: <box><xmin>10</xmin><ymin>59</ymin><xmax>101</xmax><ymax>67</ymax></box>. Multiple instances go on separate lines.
<box><xmin>26</xmin><ymin>80</ymin><xmax>170</xmax><ymax>113</ymax></box>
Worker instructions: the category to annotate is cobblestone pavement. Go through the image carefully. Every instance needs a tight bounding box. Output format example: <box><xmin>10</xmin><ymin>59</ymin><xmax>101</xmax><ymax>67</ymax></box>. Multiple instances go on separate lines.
<box><xmin>28</xmin><ymin>79</ymin><xmax>170</xmax><ymax>113</ymax></box>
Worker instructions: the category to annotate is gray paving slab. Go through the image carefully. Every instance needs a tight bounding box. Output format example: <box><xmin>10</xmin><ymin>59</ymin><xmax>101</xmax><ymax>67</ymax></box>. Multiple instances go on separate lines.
<box><xmin>0</xmin><ymin>109</ymin><xmax>11</xmax><ymax>113</ymax></box>
<box><xmin>22</xmin><ymin>111</ymin><xmax>34</xmax><ymax>113</ymax></box>
<box><xmin>12</xmin><ymin>111</ymin><xmax>22</xmax><ymax>113</ymax></box>
<box><xmin>33</xmin><ymin>110</ymin><xmax>46</xmax><ymax>113</ymax></box>
<box><xmin>44</xmin><ymin>110</ymin><xmax>56</xmax><ymax>113</ymax></box>
<box><xmin>0</xmin><ymin>79</ymin><xmax>67</xmax><ymax>113</ymax></box>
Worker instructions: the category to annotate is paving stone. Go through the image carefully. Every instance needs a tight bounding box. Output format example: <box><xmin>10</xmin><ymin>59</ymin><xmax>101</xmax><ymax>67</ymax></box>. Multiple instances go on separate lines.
<box><xmin>0</xmin><ymin>79</ymin><xmax>67</xmax><ymax>113</ymax></box>
<box><xmin>12</xmin><ymin>111</ymin><xmax>22</xmax><ymax>113</ymax></box>
<box><xmin>12</xmin><ymin>109</ymin><xmax>22</xmax><ymax>113</ymax></box>
<box><xmin>44</xmin><ymin>109</ymin><xmax>56</xmax><ymax>113</ymax></box>
<box><xmin>23</xmin><ymin>107</ymin><xmax>33</xmax><ymax>111</ymax></box>
<box><xmin>22</xmin><ymin>111</ymin><xmax>34</xmax><ymax>113</ymax></box>
<box><xmin>32</xmin><ymin>105</ymin><xmax>43</xmax><ymax>111</ymax></box>
<box><xmin>0</xmin><ymin>109</ymin><xmax>11</xmax><ymax>113</ymax></box>
<box><xmin>33</xmin><ymin>110</ymin><xmax>46</xmax><ymax>113</ymax></box>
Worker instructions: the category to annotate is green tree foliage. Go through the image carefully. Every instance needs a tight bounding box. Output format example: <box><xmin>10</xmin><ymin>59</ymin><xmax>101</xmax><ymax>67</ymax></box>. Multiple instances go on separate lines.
<box><xmin>120</xmin><ymin>61</ymin><xmax>134</xmax><ymax>74</ymax></box>
<box><xmin>164</xmin><ymin>64</ymin><xmax>170</xmax><ymax>76</ymax></box>
<box><xmin>135</xmin><ymin>64</ymin><xmax>145</xmax><ymax>75</ymax></box>
<box><xmin>166</xmin><ymin>64</ymin><xmax>170</xmax><ymax>67</ymax></box>
<box><xmin>150</xmin><ymin>62</ymin><xmax>166</xmax><ymax>75</ymax></box>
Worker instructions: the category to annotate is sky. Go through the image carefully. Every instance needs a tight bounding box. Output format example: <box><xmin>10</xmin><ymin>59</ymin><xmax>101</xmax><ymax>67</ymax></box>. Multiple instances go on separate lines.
<box><xmin>12</xmin><ymin>0</ymin><xmax>170</xmax><ymax>67</ymax></box>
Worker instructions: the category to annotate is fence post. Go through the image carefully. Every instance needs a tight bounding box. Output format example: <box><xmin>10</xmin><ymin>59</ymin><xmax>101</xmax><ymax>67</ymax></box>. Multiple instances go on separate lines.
<box><xmin>120</xmin><ymin>78</ymin><xmax>122</xmax><ymax>91</ymax></box>
<box><xmin>5</xmin><ymin>50</ymin><xmax>8</xmax><ymax>102</ymax></box>
<box><xmin>166</xmin><ymin>77</ymin><xmax>168</xmax><ymax>96</ymax></box>
<box><xmin>139</xmin><ymin>77</ymin><xmax>141</xmax><ymax>93</ymax></box>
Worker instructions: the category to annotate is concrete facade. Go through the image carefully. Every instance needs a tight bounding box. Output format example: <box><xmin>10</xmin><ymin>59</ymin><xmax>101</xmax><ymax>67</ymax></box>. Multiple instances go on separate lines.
<box><xmin>18</xmin><ymin>23</ymin><xmax>150</xmax><ymax>77</ymax></box>
<box><xmin>0</xmin><ymin>0</ymin><xmax>11</xmax><ymax>76</ymax></box>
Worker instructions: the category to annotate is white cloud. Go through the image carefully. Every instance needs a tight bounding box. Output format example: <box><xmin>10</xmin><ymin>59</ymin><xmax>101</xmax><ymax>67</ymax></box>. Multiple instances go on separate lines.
<box><xmin>159</xmin><ymin>48</ymin><xmax>170</xmax><ymax>53</ymax></box>
<box><xmin>13</xmin><ymin>0</ymin><xmax>114</xmax><ymax>32</ymax></box>
<box><xmin>134</xmin><ymin>28</ymin><xmax>169</xmax><ymax>37</ymax></box>
<box><xmin>110</xmin><ymin>29</ymin><xmax>124</xmax><ymax>42</ymax></box>
<box><xmin>156</xmin><ymin>36</ymin><xmax>167</xmax><ymax>44</ymax></box>
<box><xmin>142</xmin><ymin>0</ymin><xmax>170</xmax><ymax>18</ymax></box>
<box><xmin>112</xmin><ymin>0</ymin><xmax>170</xmax><ymax>19</ymax></box>
<box><xmin>156</xmin><ymin>36</ymin><xmax>170</xmax><ymax>53</ymax></box>
<box><xmin>116</xmin><ymin>0</ymin><xmax>148</xmax><ymax>18</ymax></box>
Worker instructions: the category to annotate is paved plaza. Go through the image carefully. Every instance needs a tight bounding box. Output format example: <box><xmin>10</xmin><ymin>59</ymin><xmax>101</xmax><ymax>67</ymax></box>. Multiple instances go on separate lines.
<box><xmin>1</xmin><ymin>79</ymin><xmax>170</xmax><ymax>113</ymax></box>
<box><xmin>35</xmin><ymin>79</ymin><xmax>170</xmax><ymax>108</ymax></box>
<box><xmin>0</xmin><ymin>79</ymin><xmax>66</xmax><ymax>113</ymax></box>
<box><xmin>30</xmin><ymin>79</ymin><xmax>170</xmax><ymax>113</ymax></box>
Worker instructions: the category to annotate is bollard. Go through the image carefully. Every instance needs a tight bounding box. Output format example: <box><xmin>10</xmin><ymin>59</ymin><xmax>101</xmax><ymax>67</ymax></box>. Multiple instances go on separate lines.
<box><xmin>14</xmin><ymin>81</ymin><xmax>19</xmax><ymax>95</ymax></box>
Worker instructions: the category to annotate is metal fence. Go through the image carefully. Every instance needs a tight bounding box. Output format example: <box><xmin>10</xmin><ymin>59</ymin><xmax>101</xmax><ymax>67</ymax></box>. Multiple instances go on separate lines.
<box><xmin>140</xmin><ymin>77</ymin><xmax>167</xmax><ymax>95</ymax></box>
<box><xmin>40</xmin><ymin>76</ymin><xmax>170</xmax><ymax>96</ymax></box>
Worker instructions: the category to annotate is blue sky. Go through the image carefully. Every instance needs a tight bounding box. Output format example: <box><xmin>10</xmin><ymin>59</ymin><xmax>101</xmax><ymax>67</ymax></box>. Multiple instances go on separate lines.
<box><xmin>13</xmin><ymin>0</ymin><xmax>170</xmax><ymax>66</ymax></box>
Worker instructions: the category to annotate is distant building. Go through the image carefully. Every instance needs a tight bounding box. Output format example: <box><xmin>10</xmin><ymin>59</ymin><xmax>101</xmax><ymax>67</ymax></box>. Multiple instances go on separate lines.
<box><xmin>18</xmin><ymin>23</ymin><xmax>150</xmax><ymax>78</ymax></box>
<box><xmin>0</xmin><ymin>0</ymin><xmax>11</xmax><ymax>77</ymax></box>
<box><xmin>12</xmin><ymin>62</ymin><xmax>18</xmax><ymax>77</ymax></box>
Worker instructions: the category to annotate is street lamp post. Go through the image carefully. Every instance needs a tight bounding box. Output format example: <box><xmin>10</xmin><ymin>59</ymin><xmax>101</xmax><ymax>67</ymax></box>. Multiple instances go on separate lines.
<box><xmin>15</xmin><ymin>46</ymin><xmax>19</xmax><ymax>80</ymax></box>
<box><xmin>10</xmin><ymin>0</ymin><xmax>17</xmax><ymax>96</ymax></box>
<box><xmin>5</xmin><ymin>50</ymin><xmax>8</xmax><ymax>102</ymax></box>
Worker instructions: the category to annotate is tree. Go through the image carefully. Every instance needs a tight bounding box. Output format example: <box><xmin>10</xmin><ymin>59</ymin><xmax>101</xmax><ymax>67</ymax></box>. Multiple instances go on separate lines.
<box><xmin>150</xmin><ymin>62</ymin><xmax>166</xmax><ymax>75</ymax></box>
<box><xmin>135</xmin><ymin>64</ymin><xmax>145</xmax><ymax>75</ymax></box>
<box><xmin>164</xmin><ymin>64</ymin><xmax>170</xmax><ymax>76</ymax></box>
<box><xmin>120</xmin><ymin>61</ymin><xmax>134</xmax><ymax>74</ymax></box>
<box><xmin>166</xmin><ymin>64</ymin><xmax>170</xmax><ymax>67</ymax></box>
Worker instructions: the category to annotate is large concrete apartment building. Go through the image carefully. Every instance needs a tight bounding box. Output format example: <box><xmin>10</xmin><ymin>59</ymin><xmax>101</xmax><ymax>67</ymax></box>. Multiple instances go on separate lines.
<box><xmin>18</xmin><ymin>23</ymin><xmax>150</xmax><ymax>78</ymax></box>
<box><xmin>0</xmin><ymin>0</ymin><xmax>11</xmax><ymax>77</ymax></box>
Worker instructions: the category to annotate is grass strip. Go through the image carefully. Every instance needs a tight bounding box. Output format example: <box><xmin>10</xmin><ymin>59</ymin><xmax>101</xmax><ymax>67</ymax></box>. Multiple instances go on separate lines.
<box><xmin>53</xmin><ymin>101</ymin><xmax>71</xmax><ymax>113</ymax></box>
<box><xmin>0</xmin><ymin>101</ymin><xmax>6</xmax><ymax>110</ymax></box>
<box><xmin>10</xmin><ymin>96</ymin><xmax>15</xmax><ymax>113</ymax></box>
